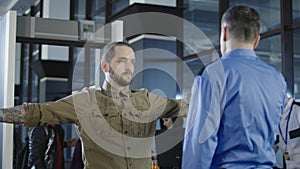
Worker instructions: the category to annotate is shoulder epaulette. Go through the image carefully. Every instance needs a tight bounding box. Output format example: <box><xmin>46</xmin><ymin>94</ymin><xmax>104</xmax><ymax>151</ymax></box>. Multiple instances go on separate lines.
<box><xmin>131</xmin><ymin>88</ymin><xmax>146</xmax><ymax>92</ymax></box>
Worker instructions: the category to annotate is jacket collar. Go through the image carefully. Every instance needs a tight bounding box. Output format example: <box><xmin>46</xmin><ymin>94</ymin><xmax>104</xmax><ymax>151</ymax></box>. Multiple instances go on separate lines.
<box><xmin>101</xmin><ymin>80</ymin><xmax>130</xmax><ymax>97</ymax></box>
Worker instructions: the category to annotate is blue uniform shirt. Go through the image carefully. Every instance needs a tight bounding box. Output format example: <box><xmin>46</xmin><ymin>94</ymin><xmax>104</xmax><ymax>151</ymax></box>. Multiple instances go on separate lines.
<box><xmin>182</xmin><ymin>49</ymin><xmax>287</xmax><ymax>169</ymax></box>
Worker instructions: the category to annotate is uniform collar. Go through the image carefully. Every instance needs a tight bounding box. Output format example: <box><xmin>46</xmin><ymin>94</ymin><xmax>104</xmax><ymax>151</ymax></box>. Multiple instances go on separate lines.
<box><xmin>222</xmin><ymin>49</ymin><xmax>258</xmax><ymax>59</ymax></box>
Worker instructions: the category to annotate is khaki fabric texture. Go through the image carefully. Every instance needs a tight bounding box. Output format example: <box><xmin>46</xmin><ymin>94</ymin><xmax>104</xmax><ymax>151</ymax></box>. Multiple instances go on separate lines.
<box><xmin>25</xmin><ymin>84</ymin><xmax>187</xmax><ymax>169</ymax></box>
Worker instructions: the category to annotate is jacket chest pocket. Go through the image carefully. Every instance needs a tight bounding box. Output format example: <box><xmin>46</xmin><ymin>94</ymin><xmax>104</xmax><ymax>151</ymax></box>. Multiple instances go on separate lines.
<box><xmin>130</xmin><ymin>96</ymin><xmax>150</xmax><ymax>111</ymax></box>
<box><xmin>130</xmin><ymin>121</ymin><xmax>156</xmax><ymax>137</ymax></box>
<box><xmin>99</xmin><ymin>109</ymin><xmax>122</xmax><ymax>134</ymax></box>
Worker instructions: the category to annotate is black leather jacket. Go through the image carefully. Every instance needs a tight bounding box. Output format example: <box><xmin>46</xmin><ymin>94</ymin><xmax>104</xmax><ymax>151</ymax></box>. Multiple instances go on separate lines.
<box><xmin>28</xmin><ymin>125</ymin><xmax>65</xmax><ymax>169</ymax></box>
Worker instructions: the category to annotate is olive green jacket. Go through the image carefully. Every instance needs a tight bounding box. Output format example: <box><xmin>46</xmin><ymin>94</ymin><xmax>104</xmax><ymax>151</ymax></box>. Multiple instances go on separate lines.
<box><xmin>24</xmin><ymin>82</ymin><xmax>188</xmax><ymax>169</ymax></box>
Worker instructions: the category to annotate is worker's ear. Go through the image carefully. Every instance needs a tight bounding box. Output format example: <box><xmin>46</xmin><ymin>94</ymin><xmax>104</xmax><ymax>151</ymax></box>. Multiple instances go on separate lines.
<box><xmin>101</xmin><ymin>61</ymin><xmax>109</xmax><ymax>73</ymax></box>
<box><xmin>221</xmin><ymin>26</ymin><xmax>228</xmax><ymax>42</ymax></box>
<box><xmin>253</xmin><ymin>35</ymin><xmax>261</xmax><ymax>49</ymax></box>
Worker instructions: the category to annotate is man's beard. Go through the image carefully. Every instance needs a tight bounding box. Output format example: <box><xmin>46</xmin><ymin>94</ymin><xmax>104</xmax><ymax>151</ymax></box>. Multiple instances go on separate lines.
<box><xmin>109</xmin><ymin>67</ymin><xmax>132</xmax><ymax>86</ymax></box>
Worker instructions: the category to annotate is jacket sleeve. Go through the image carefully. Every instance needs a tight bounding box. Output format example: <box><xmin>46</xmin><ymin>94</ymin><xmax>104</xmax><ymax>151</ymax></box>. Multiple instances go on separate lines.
<box><xmin>148</xmin><ymin>92</ymin><xmax>188</xmax><ymax>119</ymax></box>
<box><xmin>163</xmin><ymin>98</ymin><xmax>188</xmax><ymax>118</ymax></box>
<box><xmin>24</xmin><ymin>90</ymin><xmax>85</xmax><ymax>127</ymax></box>
<box><xmin>28</xmin><ymin>126</ymin><xmax>48</xmax><ymax>169</ymax></box>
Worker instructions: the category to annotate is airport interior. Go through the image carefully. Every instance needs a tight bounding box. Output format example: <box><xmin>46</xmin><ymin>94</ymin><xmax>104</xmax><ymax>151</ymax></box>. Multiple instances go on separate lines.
<box><xmin>0</xmin><ymin>0</ymin><xmax>299</xmax><ymax>168</ymax></box>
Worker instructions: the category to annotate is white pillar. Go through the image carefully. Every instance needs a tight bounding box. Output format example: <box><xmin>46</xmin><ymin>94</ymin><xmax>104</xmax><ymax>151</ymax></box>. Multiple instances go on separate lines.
<box><xmin>0</xmin><ymin>10</ymin><xmax>16</xmax><ymax>169</ymax></box>
<box><xmin>111</xmin><ymin>20</ymin><xmax>123</xmax><ymax>41</ymax></box>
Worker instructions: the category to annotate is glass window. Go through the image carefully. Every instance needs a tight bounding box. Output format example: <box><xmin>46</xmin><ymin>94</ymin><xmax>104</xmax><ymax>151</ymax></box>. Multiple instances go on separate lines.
<box><xmin>294</xmin><ymin>29</ymin><xmax>300</xmax><ymax>99</ymax></box>
<box><xmin>184</xmin><ymin>57</ymin><xmax>205</xmax><ymax>76</ymax></box>
<box><xmin>90</xmin><ymin>0</ymin><xmax>106</xmax><ymax>24</ymax></box>
<box><xmin>32</xmin><ymin>44</ymin><xmax>40</xmax><ymax>61</ymax></box>
<box><xmin>40</xmin><ymin>78</ymin><xmax>69</xmax><ymax>102</ymax></box>
<box><xmin>72</xmin><ymin>47</ymin><xmax>97</xmax><ymax>91</ymax></box>
<box><xmin>92</xmin><ymin>11</ymin><xmax>105</xmax><ymax>24</ymax></box>
<box><xmin>130</xmin><ymin>37</ymin><xmax>178</xmax><ymax>97</ymax></box>
<box><xmin>91</xmin><ymin>0</ymin><xmax>105</xmax><ymax>15</ymax></box>
<box><xmin>74</xmin><ymin>0</ymin><xmax>86</xmax><ymax>20</ymax></box>
<box><xmin>255</xmin><ymin>35</ymin><xmax>282</xmax><ymax>71</ymax></box>
<box><xmin>72</xmin><ymin>47</ymin><xmax>86</xmax><ymax>90</ymax></box>
<box><xmin>22</xmin><ymin>43</ymin><xmax>30</xmax><ymax>102</ymax></box>
<box><xmin>112</xmin><ymin>0</ymin><xmax>129</xmax><ymax>15</ymax></box>
<box><xmin>230</xmin><ymin>0</ymin><xmax>280</xmax><ymax>32</ymax></box>
<box><xmin>293</xmin><ymin>0</ymin><xmax>300</xmax><ymax>22</ymax></box>
<box><xmin>183</xmin><ymin>0</ymin><xmax>219</xmax><ymax>56</ymax></box>
<box><xmin>31</xmin><ymin>44</ymin><xmax>40</xmax><ymax>102</ymax></box>
<box><xmin>89</xmin><ymin>48</ymin><xmax>96</xmax><ymax>85</ymax></box>
<box><xmin>89</xmin><ymin>0</ymin><xmax>129</xmax><ymax>23</ymax></box>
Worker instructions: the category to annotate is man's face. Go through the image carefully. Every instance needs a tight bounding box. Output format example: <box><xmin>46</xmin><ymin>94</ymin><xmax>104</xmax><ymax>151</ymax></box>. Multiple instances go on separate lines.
<box><xmin>108</xmin><ymin>45</ymin><xmax>135</xmax><ymax>86</ymax></box>
<box><xmin>163</xmin><ymin>118</ymin><xmax>173</xmax><ymax>129</ymax></box>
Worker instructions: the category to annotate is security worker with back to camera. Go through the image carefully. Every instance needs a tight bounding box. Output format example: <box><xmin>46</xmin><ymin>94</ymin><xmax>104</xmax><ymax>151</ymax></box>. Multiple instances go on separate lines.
<box><xmin>0</xmin><ymin>41</ymin><xmax>188</xmax><ymax>169</ymax></box>
<box><xmin>182</xmin><ymin>5</ymin><xmax>287</xmax><ymax>169</ymax></box>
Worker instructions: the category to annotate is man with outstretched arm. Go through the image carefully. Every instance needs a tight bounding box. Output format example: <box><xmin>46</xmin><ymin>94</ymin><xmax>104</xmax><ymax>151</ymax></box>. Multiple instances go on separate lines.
<box><xmin>0</xmin><ymin>41</ymin><xmax>188</xmax><ymax>169</ymax></box>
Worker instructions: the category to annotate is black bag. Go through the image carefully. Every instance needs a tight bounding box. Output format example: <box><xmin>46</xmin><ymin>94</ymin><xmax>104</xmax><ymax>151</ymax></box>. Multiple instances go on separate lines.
<box><xmin>15</xmin><ymin>137</ymin><xmax>29</xmax><ymax>169</ymax></box>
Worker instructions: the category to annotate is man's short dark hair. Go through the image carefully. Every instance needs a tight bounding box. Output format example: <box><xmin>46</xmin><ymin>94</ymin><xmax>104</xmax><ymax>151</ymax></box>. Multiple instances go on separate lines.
<box><xmin>101</xmin><ymin>41</ymin><xmax>132</xmax><ymax>63</ymax></box>
<box><xmin>221</xmin><ymin>6</ymin><xmax>261</xmax><ymax>43</ymax></box>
